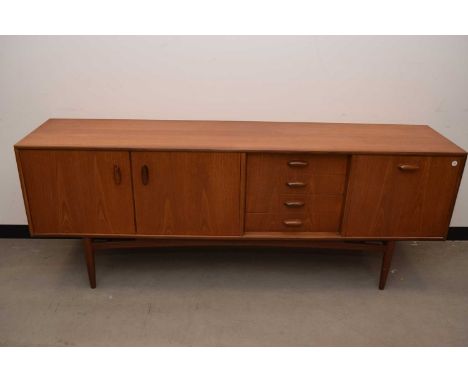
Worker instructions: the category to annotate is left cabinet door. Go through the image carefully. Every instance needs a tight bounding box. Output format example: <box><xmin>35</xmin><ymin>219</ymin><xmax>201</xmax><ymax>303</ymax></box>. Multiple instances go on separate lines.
<box><xmin>18</xmin><ymin>150</ymin><xmax>135</xmax><ymax>235</ymax></box>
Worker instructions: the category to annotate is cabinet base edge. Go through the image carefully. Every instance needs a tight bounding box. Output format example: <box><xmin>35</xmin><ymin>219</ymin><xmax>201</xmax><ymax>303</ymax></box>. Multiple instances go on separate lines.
<box><xmin>1</xmin><ymin>225</ymin><xmax>467</xmax><ymax>240</ymax></box>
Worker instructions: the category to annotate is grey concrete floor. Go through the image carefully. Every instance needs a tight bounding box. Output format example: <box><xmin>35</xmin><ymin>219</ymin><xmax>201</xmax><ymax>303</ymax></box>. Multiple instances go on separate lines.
<box><xmin>0</xmin><ymin>239</ymin><xmax>467</xmax><ymax>346</ymax></box>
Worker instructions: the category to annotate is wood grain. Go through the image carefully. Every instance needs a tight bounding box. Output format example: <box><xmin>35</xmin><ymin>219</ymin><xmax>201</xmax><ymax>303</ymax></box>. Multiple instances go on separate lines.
<box><xmin>342</xmin><ymin>155</ymin><xmax>466</xmax><ymax>237</ymax></box>
<box><xmin>19</xmin><ymin>150</ymin><xmax>135</xmax><ymax>234</ymax></box>
<box><xmin>131</xmin><ymin>152</ymin><xmax>242</xmax><ymax>235</ymax></box>
<box><xmin>15</xmin><ymin>119</ymin><xmax>466</xmax><ymax>155</ymax></box>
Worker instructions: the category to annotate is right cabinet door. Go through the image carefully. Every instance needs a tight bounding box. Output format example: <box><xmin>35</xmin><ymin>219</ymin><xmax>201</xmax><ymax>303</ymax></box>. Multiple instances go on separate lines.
<box><xmin>342</xmin><ymin>155</ymin><xmax>465</xmax><ymax>238</ymax></box>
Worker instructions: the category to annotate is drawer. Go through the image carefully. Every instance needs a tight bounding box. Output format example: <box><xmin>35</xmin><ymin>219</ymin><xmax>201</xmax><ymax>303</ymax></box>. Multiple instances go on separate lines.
<box><xmin>248</xmin><ymin>194</ymin><xmax>344</xmax><ymax>214</ymax></box>
<box><xmin>278</xmin><ymin>174</ymin><xmax>346</xmax><ymax>195</ymax></box>
<box><xmin>247</xmin><ymin>153</ymin><xmax>348</xmax><ymax>177</ymax></box>
<box><xmin>245</xmin><ymin>212</ymin><xmax>342</xmax><ymax>232</ymax></box>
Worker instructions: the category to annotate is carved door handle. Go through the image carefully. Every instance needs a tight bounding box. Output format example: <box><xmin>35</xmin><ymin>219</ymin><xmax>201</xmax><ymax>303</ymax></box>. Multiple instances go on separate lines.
<box><xmin>286</xmin><ymin>181</ymin><xmax>306</xmax><ymax>188</ymax></box>
<box><xmin>288</xmin><ymin>160</ymin><xmax>308</xmax><ymax>167</ymax></box>
<box><xmin>283</xmin><ymin>219</ymin><xmax>303</xmax><ymax>227</ymax></box>
<box><xmin>141</xmin><ymin>165</ymin><xmax>149</xmax><ymax>185</ymax></box>
<box><xmin>398</xmin><ymin>164</ymin><xmax>419</xmax><ymax>171</ymax></box>
<box><xmin>284</xmin><ymin>201</ymin><xmax>305</xmax><ymax>208</ymax></box>
<box><xmin>113</xmin><ymin>165</ymin><xmax>122</xmax><ymax>185</ymax></box>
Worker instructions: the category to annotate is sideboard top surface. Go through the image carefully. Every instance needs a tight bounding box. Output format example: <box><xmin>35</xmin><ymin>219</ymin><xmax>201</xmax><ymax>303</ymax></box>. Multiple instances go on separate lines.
<box><xmin>15</xmin><ymin>118</ymin><xmax>466</xmax><ymax>155</ymax></box>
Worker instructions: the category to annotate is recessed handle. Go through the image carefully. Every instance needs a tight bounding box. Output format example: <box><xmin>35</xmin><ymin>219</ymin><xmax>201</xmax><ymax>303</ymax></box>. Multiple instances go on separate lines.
<box><xmin>286</xmin><ymin>181</ymin><xmax>306</xmax><ymax>188</ymax></box>
<box><xmin>288</xmin><ymin>160</ymin><xmax>308</xmax><ymax>167</ymax></box>
<box><xmin>398</xmin><ymin>164</ymin><xmax>419</xmax><ymax>171</ymax></box>
<box><xmin>283</xmin><ymin>219</ymin><xmax>303</xmax><ymax>227</ymax></box>
<box><xmin>284</xmin><ymin>201</ymin><xmax>305</xmax><ymax>208</ymax></box>
<box><xmin>141</xmin><ymin>165</ymin><xmax>149</xmax><ymax>185</ymax></box>
<box><xmin>113</xmin><ymin>165</ymin><xmax>122</xmax><ymax>185</ymax></box>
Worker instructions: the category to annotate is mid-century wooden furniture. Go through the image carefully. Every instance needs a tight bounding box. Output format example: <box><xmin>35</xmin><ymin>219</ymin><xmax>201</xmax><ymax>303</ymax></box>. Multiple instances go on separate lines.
<box><xmin>14</xmin><ymin>119</ymin><xmax>466</xmax><ymax>289</ymax></box>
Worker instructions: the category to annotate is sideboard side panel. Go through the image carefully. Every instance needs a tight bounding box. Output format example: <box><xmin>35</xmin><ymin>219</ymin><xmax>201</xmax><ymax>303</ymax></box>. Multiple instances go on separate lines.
<box><xmin>14</xmin><ymin>149</ymin><xmax>35</xmax><ymax>233</ymax></box>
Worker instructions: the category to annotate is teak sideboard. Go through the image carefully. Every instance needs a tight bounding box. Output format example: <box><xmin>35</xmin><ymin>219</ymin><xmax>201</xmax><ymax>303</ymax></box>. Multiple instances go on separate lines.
<box><xmin>14</xmin><ymin>119</ymin><xmax>466</xmax><ymax>289</ymax></box>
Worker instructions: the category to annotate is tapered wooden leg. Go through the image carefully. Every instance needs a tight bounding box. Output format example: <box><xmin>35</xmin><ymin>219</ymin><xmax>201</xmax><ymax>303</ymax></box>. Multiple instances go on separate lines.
<box><xmin>379</xmin><ymin>241</ymin><xmax>395</xmax><ymax>290</ymax></box>
<box><xmin>83</xmin><ymin>238</ymin><xmax>96</xmax><ymax>289</ymax></box>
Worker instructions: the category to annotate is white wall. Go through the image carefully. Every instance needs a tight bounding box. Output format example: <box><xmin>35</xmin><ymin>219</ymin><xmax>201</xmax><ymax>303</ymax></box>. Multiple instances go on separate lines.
<box><xmin>1</xmin><ymin>36</ymin><xmax>467</xmax><ymax>225</ymax></box>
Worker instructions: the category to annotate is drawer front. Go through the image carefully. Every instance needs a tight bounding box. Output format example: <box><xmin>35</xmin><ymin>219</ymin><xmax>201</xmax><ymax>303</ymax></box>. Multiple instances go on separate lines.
<box><xmin>342</xmin><ymin>155</ymin><xmax>465</xmax><ymax>237</ymax></box>
<box><xmin>246</xmin><ymin>212</ymin><xmax>342</xmax><ymax>232</ymax></box>
<box><xmin>245</xmin><ymin>154</ymin><xmax>348</xmax><ymax>232</ymax></box>
<box><xmin>256</xmin><ymin>194</ymin><xmax>343</xmax><ymax>214</ymax></box>
<box><xmin>273</xmin><ymin>174</ymin><xmax>346</xmax><ymax>195</ymax></box>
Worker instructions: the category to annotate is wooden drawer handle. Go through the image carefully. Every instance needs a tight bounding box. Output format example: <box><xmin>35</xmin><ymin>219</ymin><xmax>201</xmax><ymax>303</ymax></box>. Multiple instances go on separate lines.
<box><xmin>113</xmin><ymin>165</ymin><xmax>122</xmax><ymax>185</ymax></box>
<box><xmin>286</xmin><ymin>181</ymin><xmax>306</xmax><ymax>188</ymax></box>
<box><xmin>398</xmin><ymin>164</ymin><xmax>419</xmax><ymax>171</ymax></box>
<box><xmin>283</xmin><ymin>219</ymin><xmax>303</xmax><ymax>227</ymax></box>
<box><xmin>288</xmin><ymin>160</ymin><xmax>308</xmax><ymax>167</ymax></box>
<box><xmin>284</xmin><ymin>201</ymin><xmax>305</xmax><ymax>208</ymax></box>
<box><xmin>141</xmin><ymin>165</ymin><xmax>149</xmax><ymax>185</ymax></box>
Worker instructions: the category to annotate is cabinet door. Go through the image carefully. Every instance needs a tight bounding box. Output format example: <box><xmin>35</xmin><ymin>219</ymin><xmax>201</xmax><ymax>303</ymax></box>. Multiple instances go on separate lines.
<box><xmin>132</xmin><ymin>152</ymin><xmax>242</xmax><ymax>235</ymax></box>
<box><xmin>19</xmin><ymin>150</ymin><xmax>135</xmax><ymax>235</ymax></box>
<box><xmin>342</xmin><ymin>155</ymin><xmax>465</xmax><ymax>238</ymax></box>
